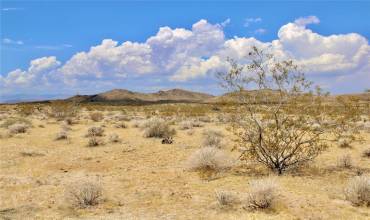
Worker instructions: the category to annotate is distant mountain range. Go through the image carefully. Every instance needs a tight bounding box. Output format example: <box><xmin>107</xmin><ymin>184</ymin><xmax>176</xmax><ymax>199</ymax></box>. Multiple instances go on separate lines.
<box><xmin>66</xmin><ymin>88</ymin><xmax>214</xmax><ymax>104</ymax></box>
<box><xmin>1</xmin><ymin>88</ymin><xmax>369</xmax><ymax>104</ymax></box>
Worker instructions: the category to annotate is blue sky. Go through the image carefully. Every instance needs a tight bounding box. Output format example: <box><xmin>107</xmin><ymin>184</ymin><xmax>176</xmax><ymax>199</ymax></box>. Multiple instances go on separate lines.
<box><xmin>1</xmin><ymin>1</ymin><xmax>370</xmax><ymax>101</ymax></box>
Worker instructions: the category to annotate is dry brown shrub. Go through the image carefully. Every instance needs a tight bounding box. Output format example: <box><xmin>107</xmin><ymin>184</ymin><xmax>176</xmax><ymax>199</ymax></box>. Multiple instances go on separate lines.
<box><xmin>65</xmin><ymin>181</ymin><xmax>103</xmax><ymax>208</ymax></box>
<box><xmin>215</xmin><ymin>190</ymin><xmax>239</xmax><ymax>207</ymax></box>
<box><xmin>186</xmin><ymin>147</ymin><xmax>233</xmax><ymax>176</ymax></box>
<box><xmin>246</xmin><ymin>178</ymin><xmax>279</xmax><ymax>210</ymax></box>
<box><xmin>8</xmin><ymin>123</ymin><xmax>29</xmax><ymax>134</ymax></box>
<box><xmin>108</xmin><ymin>133</ymin><xmax>121</xmax><ymax>143</ymax></box>
<box><xmin>143</xmin><ymin>118</ymin><xmax>176</xmax><ymax>138</ymax></box>
<box><xmin>86</xmin><ymin>126</ymin><xmax>104</xmax><ymax>137</ymax></box>
<box><xmin>88</xmin><ymin>136</ymin><xmax>104</xmax><ymax>147</ymax></box>
<box><xmin>90</xmin><ymin>112</ymin><xmax>104</xmax><ymax>122</ymax></box>
<box><xmin>337</xmin><ymin>154</ymin><xmax>353</xmax><ymax>169</ymax></box>
<box><xmin>344</xmin><ymin>176</ymin><xmax>370</xmax><ymax>206</ymax></box>
<box><xmin>55</xmin><ymin>130</ymin><xmax>68</xmax><ymax>140</ymax></box>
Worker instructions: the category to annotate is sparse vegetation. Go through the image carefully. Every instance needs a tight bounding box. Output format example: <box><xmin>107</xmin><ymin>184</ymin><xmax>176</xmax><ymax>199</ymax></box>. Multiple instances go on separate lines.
<box><xmin>48</xmin><ymin>101</ymin><xmax>79</xmax><ymax>120</ymax></box>
<box><xmin>55</xmin><ymin>130</ymin><xmax>68</xmax><ymax>140</ymax></box>
<box><xmin>143</xmin><ymin>118</ymin><xmax>176</xmax><ymax>138</ymax></box>
<box><xmin>1</xmin><ymin>117</ymin><xmax>32</xmax><ymax>128</ymax></box>
<box><xmin>90</xmin><ymin>112</ymin><xmax>104</xmax><ymax>122</ymax></box>
<box><xmin>108</xmin><ymin>133</ymin><xmax>121</xmax><ymax>143</ymax></box>
<box><xmin>0</xmin><ymin>55</ymin><xmax>368</xmax><ymax>219</ymax></box>
<box><xmin>187</xmin><ymin>147</ymin><xmax>232</xmax><ymax>175</ymax></box>
<box><xmin>344</xmin><ymin>176</ymin><xmax>370</xmax><ymax>206</ymax></box>
<box><xmin>215</xmin><ymin>190</ymin><xmax>239</xmax><ymax>207</ymax></box>
<box><xmin>8</xmin><ymin>123</ymin><xmax>29</xmax><ymax>134</ymax></box>
<box><xmin>337</xmin><ymin>154</ymin><xmax>353</xmax><ymax>169</ymax></box>
<box><xmin>86</xmin><ymin>126</ymin><xmax>104</xmax><ymax>137</ymax></box>
<box><xmin>246</xmin><ymin>178</ymin><xmax>279</xmax><ymax>210</ymax></box>
<box><xmin>115</xmin><ymin>122</ymin><xmax>127</xmax><ymax>128</ymax></box>
<box><xmin>66</xmin><ymin>181</ymin><xmax>103</xmax><ymax>208</ymax></box>
<box><xmin>88</xmin><ymin>136</ymin><xmax>104</xmax><ymax>147</ymax></box>
<box><xmin>202</xmin><ymin>128</ymin><xmax>224</xmax><ymax>148</ymax></box>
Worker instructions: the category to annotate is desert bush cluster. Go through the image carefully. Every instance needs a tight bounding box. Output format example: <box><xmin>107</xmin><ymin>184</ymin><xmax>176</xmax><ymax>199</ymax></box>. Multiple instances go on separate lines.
<box><xmin>86</xmin><ymin>126</ymin><xmax>105</xmax><ymax>137</ymax></box>
<box><xmin>143</xmin><ymin>117</ymin><xmax>176</xmax><ymax>138</ymax></box>
<box><xmin>202</xmin><ymin>129</ymin><xmax>224</xmax><ymax>148</ymax></box>
<box><xmin>187</xmin><ymin>147</ymin><xmax>233</xmax><ymax>177</ymax></box>
<box><xmin>47</xmin><ymin>101</ymin><xmax>79</xmax><ymax>120</ymax></box>
<box><xmin>66</xmin><ymin>181</ymin><xmax>103</xmax><ymax>208</ymax></box>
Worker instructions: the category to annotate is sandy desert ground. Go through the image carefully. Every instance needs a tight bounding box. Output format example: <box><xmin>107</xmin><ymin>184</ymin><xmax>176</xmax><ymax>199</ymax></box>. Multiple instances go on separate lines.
<box><xmin>0</xmin><ymin>105</ymin><xmax>369</xmax><ymax>220</ymax></box>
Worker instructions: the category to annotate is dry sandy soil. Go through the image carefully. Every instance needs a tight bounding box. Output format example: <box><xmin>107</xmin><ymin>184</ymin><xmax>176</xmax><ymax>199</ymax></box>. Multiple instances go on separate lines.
<box><xmin>0</xmin><ymin>108</ymin><xmax>369</xmax><ymax>220</ymax></box>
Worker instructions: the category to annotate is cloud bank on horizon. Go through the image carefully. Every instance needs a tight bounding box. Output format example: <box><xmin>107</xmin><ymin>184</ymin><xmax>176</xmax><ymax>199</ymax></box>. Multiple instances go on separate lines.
<box><xmin>1</xmin><ymin>16</ymin><xmax>369</xmax><ymax>97</ymax></box>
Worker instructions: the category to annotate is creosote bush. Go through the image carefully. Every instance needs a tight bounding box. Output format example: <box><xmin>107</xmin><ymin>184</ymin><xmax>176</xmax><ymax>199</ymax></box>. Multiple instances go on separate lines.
<box><xmin>187</xmin><ymin>147</ymin><xmax>232</xmax><ymax>174</ymax></box>
<box><xmin>143</xmin><ymin>118</ymin><xmax>176</xmax><ymax>138</ymax></box>
<box><xmin>86</xmin><ymin>126</ymin><xmax>104</xmax><ymax>137</ymax></box>
<box><xmin>66</xmin><ymin>181</ymin><xmax>103</xmax><ymax>208</ymax></box>
<box><xmin>217</xmin><ymin>46</ymin><xmax>331</xmax><ymax>174</ymax></box>
<box><xmin>246</xmin><ymin>178</ymin><xmax>279</xmax><ymax>210</ymax></box>
<box><xmin>344</xmin><ymin>176</ymin><xmax>370</xmax><ymax>206</ymax></box>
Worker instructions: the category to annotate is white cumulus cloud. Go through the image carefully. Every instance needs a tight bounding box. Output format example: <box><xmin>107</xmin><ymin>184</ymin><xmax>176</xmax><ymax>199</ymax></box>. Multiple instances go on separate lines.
<box><xmin>2</xmin><ymin>56</ymin><xmax>60</xmax><ymax>86</ymax></box>
<box><xmin>1</xmin><ymin>16</ymin><xmax>369</xmax><ymax>95</ymax></box>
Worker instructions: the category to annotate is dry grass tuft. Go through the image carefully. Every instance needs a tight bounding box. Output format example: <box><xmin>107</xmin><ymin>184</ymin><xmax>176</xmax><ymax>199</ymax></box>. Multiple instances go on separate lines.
<box><xmin>344</xmin><ymin>176</ymin><xmax>370</xmax><ymax>206</ymax></box>
<box><xmin>90</xmin><ymin>112</ymin><xmax>104</xmax><ymax>122</ymax></box>
<box><xmin>246</xmin><ymin>178</ymin><xmax>279</xmax><ymax>210</ymax></box>
<box><xmin>143</xmin><ymin>118</ymin><xmax>176</xmax><ymax>138</ymax></box>
<box><xmin>202</xmin><ymin>129</ymin><xmax>224</xmax><ymax>148</ymax></box>
<box><xmin>1</xmin><ymin>117</ymin><xmax>32</xmax><ymax>128</ymax></box>
<box><xmin>55</xmin><ymin>130</ymin><xmax>68</xmax><ymax>140</ymax></box>
<box><xmin>64</xmin><ymin>117</ymin><xmax>74</xmax><ymax>125</ymax></box>
<box><xmin>108</xmin><ymin>133</ymin><xmax>121</xmax><ymax>143</ymax></box>
<box><xmin>215</xmin><ymin>190</ymin><xmax>239</xmax><ymax>207</ymax></box>
<box><xmin>88</xmin><ymin>136</ymin><xmax>104</xmax><ymax>147</ymax></box>
<box><xmin>86</xmin><ymin>126</ymin><xmax>104</xmax><ymax>137</ymax></box>
<box><xmin>338</xmin><ymin>138</ymin><xmax>352</xmax><ymax>148</ymax></box>
<box><xmin>337</xmin><ymin>154</ymin><xmax>353</xmax><ymax>169</ymax></box>
<box><xmin>186</xmin><ymin>147</ymin><xmax>232</xmax><ymax>174</ymax></box>
<box><xmin>8</xmin><ymin>123</ymin><xmax>29</xmax><ymax>134</ymax></box>
<box><xmin>114</xmin><ymin>122</ymin><xmax>127</xmax><ymax>128</ymax></box>
<box><xmin>66</xmin><ymin>181</ymin><xmax>103</xmax><ymax>208</ymax></box>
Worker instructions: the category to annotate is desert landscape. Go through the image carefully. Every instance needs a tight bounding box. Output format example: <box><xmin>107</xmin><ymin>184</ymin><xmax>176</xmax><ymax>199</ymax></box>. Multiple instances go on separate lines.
<box><xmin>1</xmin><ymin>1</ymin><xmax>370</xmax><ymax>219</ymax></box>
<box><xmin>0</xmin><ymin>86</ymin><xmax>369</xmax><ymax>219</ymax></box>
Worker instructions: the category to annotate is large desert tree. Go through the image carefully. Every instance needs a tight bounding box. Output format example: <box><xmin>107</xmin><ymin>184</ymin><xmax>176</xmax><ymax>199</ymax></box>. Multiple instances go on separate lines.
<box><xmin>218</xmin><ymin>46</ymin><xmax>331</xmax><ymax>174</ymax></box>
